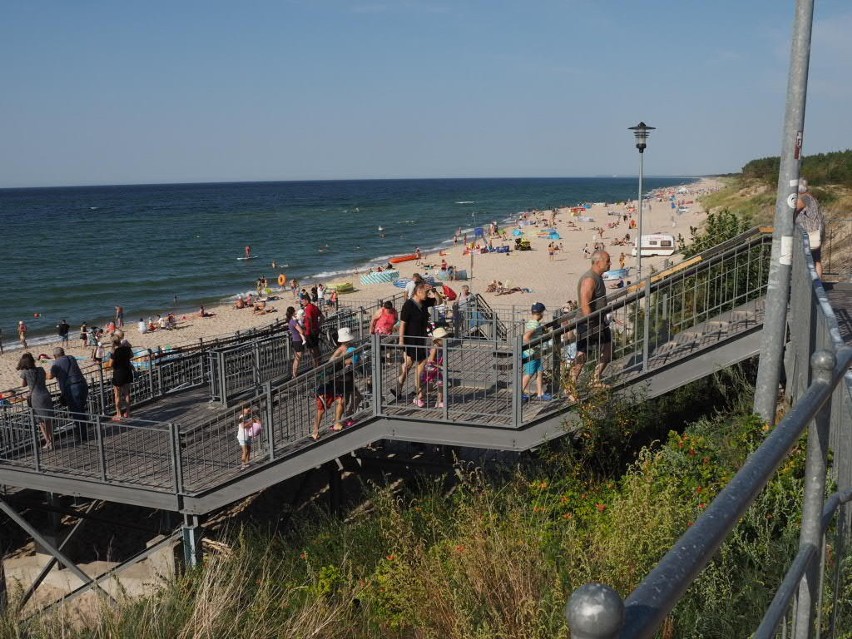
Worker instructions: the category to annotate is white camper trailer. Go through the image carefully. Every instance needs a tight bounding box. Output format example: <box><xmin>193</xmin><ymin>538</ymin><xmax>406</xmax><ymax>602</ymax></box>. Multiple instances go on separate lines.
<box><xmin>631</xmin><ymin>233</ymin><xmax>677</xmax><ymax>257</ymax></box>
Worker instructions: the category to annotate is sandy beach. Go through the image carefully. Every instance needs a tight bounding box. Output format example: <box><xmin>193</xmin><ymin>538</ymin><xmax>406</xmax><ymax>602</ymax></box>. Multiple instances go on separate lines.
<box><xmin>0</xmin><ymin>178</ymin><xmax>721</xmax><ymax>394</ymax></box>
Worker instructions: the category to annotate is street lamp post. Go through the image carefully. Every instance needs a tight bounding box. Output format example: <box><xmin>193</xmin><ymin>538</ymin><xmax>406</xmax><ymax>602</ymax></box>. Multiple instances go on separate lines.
<box><xmin>629</xmin><ymin>121</ymin><xmax>655</xmax><ymax>279</ymax></box>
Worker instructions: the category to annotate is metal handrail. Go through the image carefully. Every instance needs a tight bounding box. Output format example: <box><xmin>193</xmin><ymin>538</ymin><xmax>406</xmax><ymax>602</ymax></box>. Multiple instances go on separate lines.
<box><xmin>566</xmin><ymin>225</ymin><xmax>852</xmax><ymax>639</ymax></box>
<box><xmin>755</xmin><ymin>488</ymin><xmax>852</xmax><ymax>638</ymax></box>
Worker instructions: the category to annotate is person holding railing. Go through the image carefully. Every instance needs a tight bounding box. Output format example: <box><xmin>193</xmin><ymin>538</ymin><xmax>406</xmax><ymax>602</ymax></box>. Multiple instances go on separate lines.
<box><xmin>520</xmin><ymin>303</ymin><xmax>551</xmax><ymax>401</ymax></box>
<box><xmin>329</xmin><ymin>327</ymin><xmax>362</xmax><ymax>419</ymax></box>
<box><xmin>47</xmin><ymin>347</ymin><xmax>89</xmax><ymax>443</ymax></box>
<box><xmin>567</xmin><ymin>250</ymin><xmax>613</xmax><ymax>400</ymax></box>
<box><xmin>311</xmin><ymin>327</ymin><xmax>363</xmax><ymax>439</ymax></box>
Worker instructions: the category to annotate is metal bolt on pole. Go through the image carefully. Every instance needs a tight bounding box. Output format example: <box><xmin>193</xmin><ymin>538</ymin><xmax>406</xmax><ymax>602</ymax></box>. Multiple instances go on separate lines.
<box><xmin>753</xmin><ymin>0</ymin><xmax>815</xmax><ymax>425</ymax></box>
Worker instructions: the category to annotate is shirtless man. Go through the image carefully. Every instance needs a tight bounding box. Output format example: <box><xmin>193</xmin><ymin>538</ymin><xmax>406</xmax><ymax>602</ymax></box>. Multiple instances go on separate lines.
<box><xmin>567</xmin><ymin>250</ymin><xmax>612</xmax><ymax>398</ymax></box>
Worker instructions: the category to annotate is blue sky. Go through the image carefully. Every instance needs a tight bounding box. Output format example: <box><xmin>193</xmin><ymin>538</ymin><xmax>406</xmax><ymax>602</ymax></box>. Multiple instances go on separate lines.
<box><xmin>2</xmin><ymin>0</ymin><xmax>850</xmax><ymax>187</ymax></box>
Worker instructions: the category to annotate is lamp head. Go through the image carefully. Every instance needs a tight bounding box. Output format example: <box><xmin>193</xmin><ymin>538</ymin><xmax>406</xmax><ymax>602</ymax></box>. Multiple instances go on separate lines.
<box><xmin>629</xmin><ymin>121</ymin><xmax>655</xmax><ymax>153</ymax></box>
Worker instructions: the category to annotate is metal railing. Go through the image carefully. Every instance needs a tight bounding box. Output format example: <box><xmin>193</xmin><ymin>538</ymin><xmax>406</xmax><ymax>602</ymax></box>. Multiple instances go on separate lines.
<box><xmin>0</xmin><ymin>406</ymin><xmax>177</xmax><ymax>492</ymax></box>
<box><xmin>824</xmin><ymin>217</ymin><xmax>852</xmax><ymax>278</ymax></box>
<box><xmin>567</xmin><ymin>226</ymin><xmax>852</xmax><ymax>638</ymax></box>
<box><xmin>1</xmin><ymin>228</ymin><xmax>778</xmax><ymax>500</ymax></box>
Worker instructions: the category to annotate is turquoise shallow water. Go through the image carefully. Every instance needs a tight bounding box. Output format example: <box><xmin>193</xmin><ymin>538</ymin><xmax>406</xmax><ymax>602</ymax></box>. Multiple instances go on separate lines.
<box><xmin>0</xmin><ymin>177</ymin><xmax>691</xmax><ymax>347</ymax></box>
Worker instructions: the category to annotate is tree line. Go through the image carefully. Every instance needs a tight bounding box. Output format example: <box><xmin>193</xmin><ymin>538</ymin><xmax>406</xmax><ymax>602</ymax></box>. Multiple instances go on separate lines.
<box><xmin>742</xmin><ymin>149</ymin><xmax>852</xmax><ymax>187</ymax></box>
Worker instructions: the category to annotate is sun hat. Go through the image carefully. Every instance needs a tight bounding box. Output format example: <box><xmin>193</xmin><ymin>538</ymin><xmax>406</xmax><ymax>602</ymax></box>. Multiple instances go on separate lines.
<box><xmin>431</xmin><ymin>327</ymin><xmax>450</xmax><ymax>340</ymax></box>
<box><xmin>337</xmin><ymin>327</ymin><xmax>354</xmax><ymax>343</ymax></box>
<box><xmin>531</xmin><ymin>302</ymin><xmax>546</xmax><ymax>313</ymax></box>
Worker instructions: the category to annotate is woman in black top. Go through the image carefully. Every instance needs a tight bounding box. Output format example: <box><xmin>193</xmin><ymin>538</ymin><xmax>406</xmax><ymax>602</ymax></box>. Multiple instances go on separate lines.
<box><xmin>107</xmin><ymin>336</ymin><xmax>134</xmax><ymax>421</ymax></box>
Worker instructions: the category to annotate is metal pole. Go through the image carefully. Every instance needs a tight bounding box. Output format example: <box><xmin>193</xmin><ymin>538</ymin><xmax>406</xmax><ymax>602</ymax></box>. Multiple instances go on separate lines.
<box><xmin>794</xmin><ymin>350</ymin><xmax>835</xmax><ymax>638</ymax></box>
<box><xmin>753</xmin><ymin>0</ymin><xmax>815</xmax><ymax>424</ymax></box>
<box><xmin>637</xmin><ymin>150</ymin><xmax>644</xmax><ymax>278</ymax></box>
<box><xmin>642</xmin><ymin>278</ymin><xmax>651</xmax><ymax>372</ymax></box>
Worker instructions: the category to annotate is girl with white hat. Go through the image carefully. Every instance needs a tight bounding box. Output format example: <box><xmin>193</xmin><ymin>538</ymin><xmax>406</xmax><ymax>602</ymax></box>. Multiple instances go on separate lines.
<box><xmin>324</xmin><ymin>327</ymin><xmax>362</xmax><ymax>430</ymax></box>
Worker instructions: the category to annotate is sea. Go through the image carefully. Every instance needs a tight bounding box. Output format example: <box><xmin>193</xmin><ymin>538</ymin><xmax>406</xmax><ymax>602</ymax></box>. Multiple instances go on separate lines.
<box><xmin>1</xmin><ymin>177</ymin><xmax>692</xmax><ymax>348</ymax></box>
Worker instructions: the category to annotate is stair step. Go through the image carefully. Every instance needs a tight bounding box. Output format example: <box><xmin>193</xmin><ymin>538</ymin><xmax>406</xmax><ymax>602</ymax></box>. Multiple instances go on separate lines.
<box><xmin>706</xmin><ymin>320</ymin><xmax>730</xmax><ymax>332</ymax></box>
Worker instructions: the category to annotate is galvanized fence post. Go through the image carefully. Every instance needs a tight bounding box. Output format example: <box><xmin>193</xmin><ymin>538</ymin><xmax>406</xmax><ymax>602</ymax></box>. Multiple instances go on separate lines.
<box><xmin>264</xmin><ymin>381</ymin><xmax>275</xmax><ymax>462</ymax></box>
<box><xmin>253</xmin><ymin>341</ymin><xmax>261</xmax><ymax>388</ymax></box>
<box><xmin>30</xmin><ymin>410</ymin><xmax>41</xmax><ymax>473</ymax></box>
<box><xmin>147</xmin><ymin>349</ymin><xmax>156</xmax><ymax>399</ymax></box>
<box><xmin>440</xmin><ymin>337</ymin><xmax>448</xmax><ymax>419</ymax></box>
<box><xmin>794</xmin><ymin>350</ymin><xmax>836</xmax><ymax>639</ymax></box>
<box><xmin>170</xmin><ymin>422</ymin><xmax>184</xmax><ymax>496</ymax></box>
<box><xmin>97</xmin><ymin>361</ymin><xmax>106</xmax><ymax>413</ymax></box>
<box><xmin>95</xmin><ymin>415</ymin><xmax>107</xmax><ymax>481</ymax></box>
<box><xmin>371</xmin><ymin>332</ymin><xmax>383</xmax><ymax>417</ymax></box>
<box><xmin>217</xmin><ymin>351</ymin><xmax>227</xmax><ymax>407</ymax></box>
<box><xmin>513</xmin><ymin>332</ymin><xmax>524</xmax><ymax>427</ymax></box>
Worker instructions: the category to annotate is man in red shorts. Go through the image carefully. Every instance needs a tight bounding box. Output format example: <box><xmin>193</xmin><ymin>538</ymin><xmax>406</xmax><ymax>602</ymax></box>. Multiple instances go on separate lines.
<box><xmin>312</xmin><ymin>381</ymin><xmax>345</xmax><ymax>440</ymax></box>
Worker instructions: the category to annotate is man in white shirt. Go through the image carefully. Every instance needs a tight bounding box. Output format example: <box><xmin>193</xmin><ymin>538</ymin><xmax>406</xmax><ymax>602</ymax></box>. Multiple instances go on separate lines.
<box><xmin>405</xmin><ymin>273</ymin><xmax>424</xmax><ymax>299</ymax></box>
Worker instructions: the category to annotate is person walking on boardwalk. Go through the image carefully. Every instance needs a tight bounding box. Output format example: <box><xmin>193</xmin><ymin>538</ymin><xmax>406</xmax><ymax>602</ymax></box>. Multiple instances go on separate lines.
<box><xmin>17</xmin><ymin>352</ymin><xmax>55</xmax><ymax>450</ymax></box>
<box><xmin>106</xmin><ymin>335</ymin><xmax>134</xmax><ymax>421</ymax></box>
<box><xmin>567</xmin><ymin>250</ymin><xmax>613</xmax><ymax>400</ymax></box>
<box><xmin>48</xmin><ymin>347</ymin><xmax>90</xmax><ymax>442</ymax></box>
<box><xmin>301</xmin><ymin>297</ymin><xmax>324</xmax><ymax>368</ymax></box>
<box><xmin>521</xmin><ymin>303</ymin><xmax>551</xmax><ymax>401</ymax></box>
<box><xmin>795</xmin><ymin>178</ymin><xmax>825</xmax><ymax>279</ymax></box>
<box><xmin>394</xmin><ymin>282</ymin><xmax>442</xmax><ymax>405</ymax></box>
<box><xmin>286</xmin><ymin>306</ymin><xmax>306</xmax><ymax>378</ymax></box>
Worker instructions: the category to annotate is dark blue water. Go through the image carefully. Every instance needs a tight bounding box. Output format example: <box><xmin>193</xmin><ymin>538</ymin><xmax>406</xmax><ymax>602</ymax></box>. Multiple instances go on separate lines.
<box><xmin>1</xmin><ymin>177</ymin><xmax>691</xmax><ymax>343</ymax></box>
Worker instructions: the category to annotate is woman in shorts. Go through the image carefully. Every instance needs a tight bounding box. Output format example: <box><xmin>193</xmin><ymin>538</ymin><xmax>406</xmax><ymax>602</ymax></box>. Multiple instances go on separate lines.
<box><xmin>106</xmin><ymin>336</ymin><xmax>134</xmax><ymax>421</ymax></box>
<box><xmin>286</xmin><ymin>306</ymin><xmax>306</xmax><ymax>378</ymax></box>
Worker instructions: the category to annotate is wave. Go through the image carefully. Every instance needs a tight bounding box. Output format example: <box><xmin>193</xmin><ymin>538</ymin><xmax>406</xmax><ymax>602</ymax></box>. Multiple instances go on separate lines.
<box><xmin>455</xmin><ymin>201</ymin><xmax>475</xmax><ymax>204</ymax></box>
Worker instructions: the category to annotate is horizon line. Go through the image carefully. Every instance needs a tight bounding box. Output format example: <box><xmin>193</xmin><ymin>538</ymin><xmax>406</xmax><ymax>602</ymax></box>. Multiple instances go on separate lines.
<box><xmin>0</xmin><ymin>174</ymin><xmax>718</xmax><ymax>191</ymax></box>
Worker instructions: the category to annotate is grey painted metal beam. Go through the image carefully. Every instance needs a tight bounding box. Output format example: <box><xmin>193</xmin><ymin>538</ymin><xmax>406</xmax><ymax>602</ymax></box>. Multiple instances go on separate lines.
<box><xmin>0</xmin><ymin>469</ymin><xmax>180</xmax><ymax>511</ymax></box>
